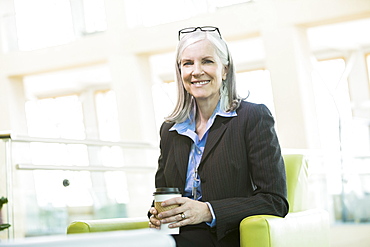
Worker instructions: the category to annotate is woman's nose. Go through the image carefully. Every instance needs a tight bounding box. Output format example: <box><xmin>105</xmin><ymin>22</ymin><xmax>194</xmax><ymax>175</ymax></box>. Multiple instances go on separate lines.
<box><xmin>192</xmin><ymin>63</ymin><xmax>203</xmax><ymax>76</ymax></box>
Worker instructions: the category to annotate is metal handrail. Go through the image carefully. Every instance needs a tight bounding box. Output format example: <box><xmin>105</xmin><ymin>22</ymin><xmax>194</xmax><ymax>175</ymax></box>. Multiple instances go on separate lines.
<box><xmin>0</xmin><ymin>132</ymin><xmax>157</xmax><ymax>149</ymax></box>
<box><xmin>16</xmin><ymin>163</ymin><xmax>156</xmax><ymax>172</ymax></box>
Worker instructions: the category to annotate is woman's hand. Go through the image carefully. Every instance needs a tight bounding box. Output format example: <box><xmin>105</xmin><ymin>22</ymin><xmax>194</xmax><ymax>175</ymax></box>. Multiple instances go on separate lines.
<box><xmin>149</xmin><ymin>207</ymin><xmax>161</xmax><ymax>229</ymax></box>
<box><xmin>154</xmin><ymin>197</ymin><xmax>213</xmax><ymax>229</ymax></box>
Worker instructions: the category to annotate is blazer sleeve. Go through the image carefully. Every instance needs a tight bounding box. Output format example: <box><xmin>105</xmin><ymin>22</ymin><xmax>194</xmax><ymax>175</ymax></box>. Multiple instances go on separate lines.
<box><xmin>209</xmin><ymin>103</ymin><xmax>288</xmax><ymax>240</ymax></box>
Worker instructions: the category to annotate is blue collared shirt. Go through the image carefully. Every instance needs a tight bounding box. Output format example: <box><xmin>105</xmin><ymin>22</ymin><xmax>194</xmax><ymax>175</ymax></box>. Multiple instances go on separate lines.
<box><xmin>170</xmin><ymin>101</ymin><xmax>237</xmax><ymax>227</ymax></box>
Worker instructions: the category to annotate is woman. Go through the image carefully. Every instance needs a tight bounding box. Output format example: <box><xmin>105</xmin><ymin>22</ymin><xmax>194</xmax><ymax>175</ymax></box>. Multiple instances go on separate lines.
<box><xmin>149</xmin><ymin>26</ymin><xmax>288</xmax><ymax>247</ymax></box>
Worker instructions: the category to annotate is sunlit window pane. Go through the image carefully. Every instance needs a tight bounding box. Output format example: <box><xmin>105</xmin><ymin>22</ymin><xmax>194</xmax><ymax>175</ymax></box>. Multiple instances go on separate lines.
<box><xmin>33</xmin><ymin>170</ymin><xmax>93</xmax><ymax>207</ymax></box>
<box><xmin>13</xmin><ymin>0</ymin><xmax>107</xmax><ymax>51</ymax></box>
<box><xmin>25</xmin><ymin>95</ymin><xmax>86</xmax><ymax>139</ymax></box>
<box><xmin>124</xmin><ymin>0</ymin><xmax>256</xmax><ymax>28</ymax></box>
<box><xmin>25</xmin><ymin>95</ymin><xmax>91</xmax><ymax>209</ymax></box>
<box><xmin>312</xmin><ymin>59</ymin><xmax>350</xmax><ymax>154</ymax></box>
<box><xmin>152</xmin><ymin>81</ymin><xmax>177</xmax><ymax>130</ymax></box>
<box><xmin>95</xmin><ymin>90</ymin><xmax>121</xmax><ymax>141</ymax></box>
<box><xmin>101</xmin><ymin>146</ymin><xmax>125</xmax><ymax>167</ymax></box>
<box><xmin>228</xmin><ymin>38</ymin><xmax>266</xmax><ymax>65</ymax></box>
<box><xmin>104</xmin><ymin>171</ymin><xmax>129</xmax><ymax>204</ymax></box>
<box><xmin>82</xmin><ymin>0</ymin><xmax>107</xmax><ymax>33</ymax></box>
<box><xmin>14</xmin><ymin>0</ymin><xmax>75</xmax><ymax>51</ymax></box>
<box><xmin>236</xmin><ymin>70</ymin><xmax>275</xmax><ymax>115</ymax></box>
<box><xmin>124</xmin><ymin>0</ymin><xmax>199</xmax><ymax>28</ymax></box>
<box><xmin>149</xmin><ymin>52</ymin><xmax>177</xmax><ymax>130</ymax></box>
<box><xmin>29</xmin><ymin>142</ymin><xmax>89</xmax><ymax>167</ymax></box>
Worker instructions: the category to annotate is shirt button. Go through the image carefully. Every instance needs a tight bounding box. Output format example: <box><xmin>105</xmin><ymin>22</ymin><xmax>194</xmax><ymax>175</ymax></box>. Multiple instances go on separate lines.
<box><xmin>197</xmin><ymin>150</ymin><xmax>201</xmax><ymax>155</ymax></box>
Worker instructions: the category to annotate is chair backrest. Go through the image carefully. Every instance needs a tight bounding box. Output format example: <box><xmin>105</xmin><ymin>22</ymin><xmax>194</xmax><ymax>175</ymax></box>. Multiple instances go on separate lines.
<box><xmin>283</xmin><ymin>154</ymin><xmax>309</xmax><ymax>213</ymax></box>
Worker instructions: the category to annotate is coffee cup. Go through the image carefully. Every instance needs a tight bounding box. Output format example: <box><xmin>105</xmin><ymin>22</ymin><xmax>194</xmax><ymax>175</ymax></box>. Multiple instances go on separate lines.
<box><xmin>153</xmin><ymin>187</ymin><xmax>181</xmax><ymax>235</ymax></box>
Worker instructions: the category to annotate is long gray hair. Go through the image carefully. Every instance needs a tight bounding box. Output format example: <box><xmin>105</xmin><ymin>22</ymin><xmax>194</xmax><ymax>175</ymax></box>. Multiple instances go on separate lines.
<box><xmin>165</xmin><ymin>30</ymin><xmax>241</xmax><ymax>123</ymax></box>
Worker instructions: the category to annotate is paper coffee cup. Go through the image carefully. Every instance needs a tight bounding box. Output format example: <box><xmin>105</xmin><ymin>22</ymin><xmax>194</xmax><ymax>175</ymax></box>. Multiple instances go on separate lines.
<box><xmin>153</xmin><ymin>187</ymin><xmax>181</xmax><ymax>235</ymax></box>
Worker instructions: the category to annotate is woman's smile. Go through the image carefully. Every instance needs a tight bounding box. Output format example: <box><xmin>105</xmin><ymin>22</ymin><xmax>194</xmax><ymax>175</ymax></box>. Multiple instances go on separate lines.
<box><xmin>191</xmin><ymin>80</ymin><xmax>210</xmax><ymax>85</ymax></box>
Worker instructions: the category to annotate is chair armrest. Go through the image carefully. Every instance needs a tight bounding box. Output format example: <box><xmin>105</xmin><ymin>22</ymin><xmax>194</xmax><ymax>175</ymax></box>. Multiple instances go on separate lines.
<box><xmin>240</xmin><ymin>209</ymin><xmax>330</xmax><ymax>247</ymax></box>
<box><xmin>67</xmin><ymin>217</ymin><xmax>149</xmax><ymax>234</ymax></box>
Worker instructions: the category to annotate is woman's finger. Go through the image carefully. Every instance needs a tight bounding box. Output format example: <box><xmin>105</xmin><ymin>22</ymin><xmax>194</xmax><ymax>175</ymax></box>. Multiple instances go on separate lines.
<box><xmin>149</xmin><ymin>207</ymin><xmax>158</xmax><ymax>215</ymax></box>
<box><xmin>149</xmin><ymin>215</ymin><xmax>161</xmax><ymax>229</ymax></box>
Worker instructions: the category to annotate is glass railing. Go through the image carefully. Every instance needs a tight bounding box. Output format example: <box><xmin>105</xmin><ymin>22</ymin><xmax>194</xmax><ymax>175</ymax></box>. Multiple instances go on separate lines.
<box><xmin>0</xmin><ymin>133</ymin><xmax>158</xmax><ymax>239</ymax></box>
<box><xmin>283</xmin><ymin>148</ymin><xmax>370</xmax><ymax>225</ymax></box>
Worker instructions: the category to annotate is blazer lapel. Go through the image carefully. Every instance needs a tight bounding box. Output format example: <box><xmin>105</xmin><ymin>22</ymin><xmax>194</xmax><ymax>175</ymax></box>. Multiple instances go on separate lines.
<box><xmin>173</xmin><ymin>134</ymin><xmax>191</xmax><ymax>184</ymax></box>
<box><xmin>201</xmin><ymin>116</ymin><xmax>230</xmax><ymax>164</ymax></box>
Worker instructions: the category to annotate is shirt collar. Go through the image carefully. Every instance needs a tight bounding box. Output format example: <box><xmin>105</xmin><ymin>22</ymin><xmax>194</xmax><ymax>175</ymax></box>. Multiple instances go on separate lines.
<box><xmin>170</xmin><ymin>101</ymin><xmax>237</xmax><ymax>134</ymax></box>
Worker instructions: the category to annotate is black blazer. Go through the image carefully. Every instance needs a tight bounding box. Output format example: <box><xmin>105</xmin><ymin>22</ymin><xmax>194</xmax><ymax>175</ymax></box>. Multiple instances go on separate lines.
<box><xmin>155</xmin><ymin>101</ymin><xmax>289</xmax><ymax>241</ymax></box>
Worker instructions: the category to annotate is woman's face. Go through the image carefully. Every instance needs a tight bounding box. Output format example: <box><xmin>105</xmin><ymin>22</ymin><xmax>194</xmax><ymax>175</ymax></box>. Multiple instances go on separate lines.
<box><xmin>180</xmin><ymin>39</ymin><xmax>227</xmax><ymax>103</ymax></box>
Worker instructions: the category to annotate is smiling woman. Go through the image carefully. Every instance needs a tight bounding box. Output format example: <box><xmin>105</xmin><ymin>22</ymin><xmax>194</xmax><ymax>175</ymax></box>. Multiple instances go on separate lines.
<box><xmin>148</xmin><ymin>27</ymin><xmax>288</xmax><ymax>247</ymax></box>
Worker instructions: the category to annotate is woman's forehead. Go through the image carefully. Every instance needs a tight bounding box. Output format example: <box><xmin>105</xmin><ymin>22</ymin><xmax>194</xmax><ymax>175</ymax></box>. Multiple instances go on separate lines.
<box><xmin>181</xmin><ymin>40</ymin><xmax>217</xmax><ymax>59</ymax></box>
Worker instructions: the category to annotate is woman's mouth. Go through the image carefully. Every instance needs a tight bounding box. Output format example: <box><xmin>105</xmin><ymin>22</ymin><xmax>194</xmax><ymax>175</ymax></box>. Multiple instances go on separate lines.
<box><xmin>191</xmin><ymin>80</ymin><xmax>210</xmax><ymax>85</ymax></box>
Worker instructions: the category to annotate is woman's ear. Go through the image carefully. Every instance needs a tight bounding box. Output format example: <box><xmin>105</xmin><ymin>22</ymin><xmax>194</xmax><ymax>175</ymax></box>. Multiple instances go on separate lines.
<box><xmin>222</xmin><ymin>66</ymin><xmax>229</xmax><ymax>80</ymax></box>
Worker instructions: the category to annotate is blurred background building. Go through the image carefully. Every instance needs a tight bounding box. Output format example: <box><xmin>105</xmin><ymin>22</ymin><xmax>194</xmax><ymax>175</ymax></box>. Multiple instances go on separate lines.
<box><xmin>0</xmin><ymin>0</ymin><xmax>370</xmax><ymax>245</ymax></box>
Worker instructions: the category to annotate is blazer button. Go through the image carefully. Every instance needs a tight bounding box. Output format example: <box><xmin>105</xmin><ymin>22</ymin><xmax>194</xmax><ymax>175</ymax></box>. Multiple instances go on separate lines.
<box><xmin>201</xmin><ymin>178</ymin><xmax>206</xmax><ymax>183</ymax></box>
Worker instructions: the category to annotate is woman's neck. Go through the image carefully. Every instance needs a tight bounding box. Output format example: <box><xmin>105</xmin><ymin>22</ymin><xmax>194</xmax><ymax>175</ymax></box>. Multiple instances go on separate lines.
<box><xmin>194</xmin><ymin>97</ymin><xmax>219</xmax><ymax>139</ymax></box>
<box><xmin>196</xmin><ymin>98</ymin><xmax>218</xmax><ymax>122</ymax></box>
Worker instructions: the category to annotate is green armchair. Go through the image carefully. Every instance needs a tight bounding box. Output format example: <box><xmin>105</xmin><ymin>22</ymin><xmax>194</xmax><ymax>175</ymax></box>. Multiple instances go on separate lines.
<box><xmin>67</xmin><ymin>154</ymin><xmax>330</xmax><ymax>246</ymax></box>
<box><xmin>239</xmin><ymin>154</ymin><xmax>330</xmax><ymax>247</ymax></box>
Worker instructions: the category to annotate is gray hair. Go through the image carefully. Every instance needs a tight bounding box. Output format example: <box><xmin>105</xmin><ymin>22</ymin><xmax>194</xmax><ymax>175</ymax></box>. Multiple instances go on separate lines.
<box><xmin>165</xmin><ymin>30</ymin><xmax>241</xmax><ymax>123</ymax></box>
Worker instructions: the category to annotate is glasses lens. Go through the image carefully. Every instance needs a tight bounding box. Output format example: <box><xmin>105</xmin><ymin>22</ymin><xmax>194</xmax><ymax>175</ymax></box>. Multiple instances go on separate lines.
<box><xmin>180</xmin><ymin>27</ymin><xmax>196</xmax><ymax>34</ymax></box>
<box><xmin>200</xmin><ymin>26</ymin><xmax>217</xmax><ymax>32</ymax></box>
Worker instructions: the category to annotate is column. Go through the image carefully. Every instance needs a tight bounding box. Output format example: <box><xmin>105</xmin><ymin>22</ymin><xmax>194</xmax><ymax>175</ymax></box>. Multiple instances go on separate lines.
<box><xmin>104</xmin><ymin>0</ymin><xmax>157</xmax><ymax>142</ymax></box>
<box><xmin>261</xmin><ymin>24</ymin><xmax>320</xmax><ymax>149</ymax></box>
<box><xmin>104</xmin><ymin>0</ymin><xmax>157</xmax><ymax>217</ymax></box>
<box><xmin>0</xmin><ymin>75</ymin><xmax>28</xmax><ymax>135</ymax></box>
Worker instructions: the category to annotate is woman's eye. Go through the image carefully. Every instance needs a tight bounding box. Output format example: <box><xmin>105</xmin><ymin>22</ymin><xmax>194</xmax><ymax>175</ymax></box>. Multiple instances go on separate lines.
<box><xmin>182</xmin><ymin>62</ymin><xmax>192</xmax><ymax>66</ymax></box>
<box><xmin>203</xmin><ymin>60</ymin><xmax>214</xmax><ymax>64</ymax></box>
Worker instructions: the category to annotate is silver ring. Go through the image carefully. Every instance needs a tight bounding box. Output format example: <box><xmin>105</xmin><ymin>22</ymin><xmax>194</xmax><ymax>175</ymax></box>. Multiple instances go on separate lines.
<box><xmin>181</xmin><ymin>213</ymin><xmax>186</xmax><ymax>219</ymax></box>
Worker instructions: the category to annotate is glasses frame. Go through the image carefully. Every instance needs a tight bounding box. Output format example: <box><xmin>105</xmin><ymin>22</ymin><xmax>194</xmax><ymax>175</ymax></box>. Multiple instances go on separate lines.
<box><xmin>178</xmin><ymin>26</ymin><xmax>222</xmax><ymax>40</ymax></box>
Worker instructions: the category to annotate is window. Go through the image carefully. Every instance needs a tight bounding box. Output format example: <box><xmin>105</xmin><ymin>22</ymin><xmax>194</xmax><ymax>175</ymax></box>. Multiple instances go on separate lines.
<box><xmin>236</xmin><ymin>70</ymin><xmax>275</xmax><ymax>115</ymax></box>
<box><xmin>21</xmin><ymin>91</ymin><xmax>132</xmax><ymax>236</ymax></box>
<box><xmin>95</xmin><ymin>90</ymin><xmax>121</xmax><ymax>141</ymax></box>
<box><xmin>312</xmin><ymin>58</ymin><xmax>370</xmax><ymax>222</ymax></box>
<box><xmin>26</xmin><ymin>95</ymin><xmax>85</xmax><ymax>139</ymax></box>
<box><xmin>124</xmin><ymin>0</ymin><xmax>253</xmax><ymax>28</ymax></box>
<box><xmin>124</xmin><ymin>0</ymin><xmax>196</xmax><ymax>28</ymax></box>
<box><xmin>312</xmin><ymin>59</ymin><xmax>350</xmax><ymax>155</ymax></box>
<box><xmin>13</xmin><ymin>0</ymin><xmax>107</xmax><ymax>51</ymax></box>
<box><xmin>14</xmin><ymin>0</ymin><xmax>75</xmax><ymax>51</ymax></box>
<box><xmin>25</xmin><ymin>95</ymin><xmax>92</xmax><ymax>205</ymax></box>
<box><xmin>82</xmin><ymin>0</ymin><xmax>107</xmax><ymax>34</ymax></box>
<box><xmin>152</xmin><ymin>81</ymin><xmax>177</xmax><ymax>129</ymax></box>
<box><xmin>149</xmin><ymin>52</ymin><xmax>177</xmax><ymax>130</ymax></box>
